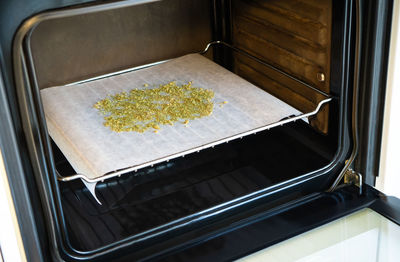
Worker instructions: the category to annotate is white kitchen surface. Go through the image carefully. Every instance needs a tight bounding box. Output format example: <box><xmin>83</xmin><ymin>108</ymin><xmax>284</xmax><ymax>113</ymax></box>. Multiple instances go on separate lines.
<box><xmin>377</xmin><ymin>0</ymin><xmax>400</xmax><ymax>199</ymax></box>
<box><xmin>0</xmin><ymin>150</ymin><xmax>26</xmax><ymax>262</ymax></box>
<box><xmin>238</xmin><ymin>208</ymin><xmax>400</xmax><ymax>262</ymax></box>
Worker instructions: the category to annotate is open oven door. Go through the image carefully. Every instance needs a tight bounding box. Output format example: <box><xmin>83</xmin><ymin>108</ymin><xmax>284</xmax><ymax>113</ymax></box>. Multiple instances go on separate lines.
<box><xmin>0</xmin><ymin>0</ymin><xmax>399</xmax><ymax>261</ymax></box>
<box><xmin>161</xmin><ymin>185</ymin><xmax>400</xmax><ymax>261</ymax></box>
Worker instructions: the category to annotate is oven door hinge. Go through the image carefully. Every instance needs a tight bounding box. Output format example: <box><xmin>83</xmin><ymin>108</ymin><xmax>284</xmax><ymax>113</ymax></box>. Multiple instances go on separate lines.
<box><xmin>343</xmin><ymin>168</ymin><xmax>363</xmax><ymax>195</ymax></box>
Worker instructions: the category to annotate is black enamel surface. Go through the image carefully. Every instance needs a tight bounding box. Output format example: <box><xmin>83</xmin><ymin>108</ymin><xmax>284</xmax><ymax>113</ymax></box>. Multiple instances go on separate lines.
<box><xmin>56</xmin><ymin>121</ymin><xmax>335</xmax><ymax>251</ymax></box>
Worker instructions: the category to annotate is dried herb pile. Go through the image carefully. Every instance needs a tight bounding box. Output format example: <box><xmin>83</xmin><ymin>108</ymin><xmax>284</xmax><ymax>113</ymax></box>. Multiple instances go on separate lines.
<box><xmin>94</xmin><ymin>81</ymin><xmax>215</xmax><ymax>133</ymax></box>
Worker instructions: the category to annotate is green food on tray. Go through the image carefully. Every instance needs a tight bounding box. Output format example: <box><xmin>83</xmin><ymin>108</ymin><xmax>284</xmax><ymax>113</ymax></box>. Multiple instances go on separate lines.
<box><xmin>94</xmin><ymin>81</ymin><xmax>215</xmax><ymax>133</ymax></box>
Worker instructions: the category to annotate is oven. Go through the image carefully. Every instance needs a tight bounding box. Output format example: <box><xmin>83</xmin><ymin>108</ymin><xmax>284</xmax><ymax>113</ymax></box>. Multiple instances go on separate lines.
<box><xmin>0</xmin><ymin>0</ymin><xmax>399</xmax><ymax>261</ymax></box>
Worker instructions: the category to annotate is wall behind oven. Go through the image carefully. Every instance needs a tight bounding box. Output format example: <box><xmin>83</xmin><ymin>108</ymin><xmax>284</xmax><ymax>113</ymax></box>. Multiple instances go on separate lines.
<box><xmin>377</xmin><ymin>0</ymin><xmax>400</xmax><ymax>199</ymax></box>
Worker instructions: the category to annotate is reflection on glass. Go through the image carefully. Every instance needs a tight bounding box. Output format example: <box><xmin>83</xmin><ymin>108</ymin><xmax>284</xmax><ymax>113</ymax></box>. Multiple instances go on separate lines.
<box><xmin>238</xmin><ymin>208</ymin><xmax>400</xmax><ymax>262</ymax></box>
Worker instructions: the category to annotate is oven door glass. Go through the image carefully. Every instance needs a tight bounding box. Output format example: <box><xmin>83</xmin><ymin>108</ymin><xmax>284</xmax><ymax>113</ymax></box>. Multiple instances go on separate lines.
<box><xmin>239</xmin><ymin>208</ymin><xmax>400</xmax><ymax>262</ymax></box>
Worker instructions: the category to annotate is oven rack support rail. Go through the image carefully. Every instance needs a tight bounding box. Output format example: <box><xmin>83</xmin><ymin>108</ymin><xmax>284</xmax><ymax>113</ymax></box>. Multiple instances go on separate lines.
<box><xmin>53</xmin><ymin>41</ymin><xmax>332</xmax><ymax>204</ymax></box>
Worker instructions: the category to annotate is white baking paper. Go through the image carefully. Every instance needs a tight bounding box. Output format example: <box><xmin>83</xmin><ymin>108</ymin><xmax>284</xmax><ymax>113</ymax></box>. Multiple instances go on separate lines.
<box><xmin>41</xmin><ymin>54</ymin><xmax>301</xmax><ymax>180</ymax></box>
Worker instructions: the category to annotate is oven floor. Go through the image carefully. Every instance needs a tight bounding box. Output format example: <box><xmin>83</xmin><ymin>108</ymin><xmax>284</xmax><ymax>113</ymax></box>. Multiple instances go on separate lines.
<box><xmin>57</xmin><ymin>121</ymin><xmax>335</xmax><ymax>251</ymax></box>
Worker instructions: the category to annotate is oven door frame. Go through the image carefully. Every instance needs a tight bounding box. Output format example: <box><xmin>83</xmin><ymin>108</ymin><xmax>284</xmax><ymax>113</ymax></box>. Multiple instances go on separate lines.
<box><xmin>0</xmin><ymin>0</ymin><xmax>393</xmax><ymax>260</ymax></box>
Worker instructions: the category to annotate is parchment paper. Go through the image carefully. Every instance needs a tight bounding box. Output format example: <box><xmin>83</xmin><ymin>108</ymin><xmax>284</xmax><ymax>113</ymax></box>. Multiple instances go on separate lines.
<box><xmin>41</xmin><ymin>54</ymin><xmax>301</xmax><ymax>180</ymax></box>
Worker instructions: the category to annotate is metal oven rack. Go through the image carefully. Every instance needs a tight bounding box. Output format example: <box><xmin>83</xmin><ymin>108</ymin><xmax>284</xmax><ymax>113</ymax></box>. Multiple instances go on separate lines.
<box><xmin>48</xmin><ymin>41</ymin><xmax>331</xmax><ymax>203</ymax></box>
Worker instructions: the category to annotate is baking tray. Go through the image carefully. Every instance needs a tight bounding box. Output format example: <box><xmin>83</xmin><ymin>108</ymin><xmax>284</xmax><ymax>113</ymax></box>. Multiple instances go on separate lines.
<box><xmin>40</xmin><ymin>42</ymin><xmax>331</xmax><ymax>203</ymax></box>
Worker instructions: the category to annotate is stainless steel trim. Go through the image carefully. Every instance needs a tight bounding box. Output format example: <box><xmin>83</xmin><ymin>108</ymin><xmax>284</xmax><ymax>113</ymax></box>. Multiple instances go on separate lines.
<box><xmin>64</xmin><ymin>59</ymin><xmax>174</xmax><ymax>86</ymax></box>
<box><xmin>328</xmin><ymin>0</ymin><xmax>361</xmax><ymax>192</ymax></box>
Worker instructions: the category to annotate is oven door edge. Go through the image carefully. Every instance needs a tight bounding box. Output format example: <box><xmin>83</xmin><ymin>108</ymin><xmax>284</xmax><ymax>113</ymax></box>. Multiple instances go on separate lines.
<box><xmin>162</xmin><ymin>185</ymin><xmax>400</xmax><ymax>261</ymax></box>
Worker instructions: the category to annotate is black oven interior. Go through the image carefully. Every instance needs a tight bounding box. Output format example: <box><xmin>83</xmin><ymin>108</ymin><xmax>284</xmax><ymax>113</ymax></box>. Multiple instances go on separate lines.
<box><xmin>19</xmin><ymin>0</ymin><xmax>353</xmax><ymax>257</ymax></box>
